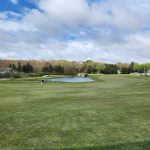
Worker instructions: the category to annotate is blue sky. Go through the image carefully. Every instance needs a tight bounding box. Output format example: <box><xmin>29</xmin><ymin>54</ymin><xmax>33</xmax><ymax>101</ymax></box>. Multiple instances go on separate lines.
<box><xmin>0</xmin><ymin>0</ymin><xmax>150</xmax><ymax>63</ymax></box>
<box><xmin>0</xmin><ymin>0</ymin><xmax>37</xmax><ymax>13</ymax></box>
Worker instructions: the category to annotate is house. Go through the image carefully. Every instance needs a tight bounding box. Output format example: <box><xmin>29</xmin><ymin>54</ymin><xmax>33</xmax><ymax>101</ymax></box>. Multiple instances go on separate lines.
<box><xmin>139</xmin><ymin>70</ymin><xmax>150</xmax><ymax>76</ymax></box>
<box><xmin>0</xmin><ymin>68</ymin><xmax>13</xmax><ymax>74</ymax></box>
<box><xmin>147</xmin><ymin>70</ymin><xmax>150</xmax><ymax>76</ymax></box>
<box><xmin>117</xmin><ymin>70</ymin><xmax>121</xmax><ymax>74</ymax></box>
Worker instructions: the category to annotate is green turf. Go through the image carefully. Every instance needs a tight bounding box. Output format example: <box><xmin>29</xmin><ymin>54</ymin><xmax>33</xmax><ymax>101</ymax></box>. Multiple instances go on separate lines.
<box><xmin>0</xmin><ymin>75</ymin><xmax>150</xmax><ymax>150</ymax></box>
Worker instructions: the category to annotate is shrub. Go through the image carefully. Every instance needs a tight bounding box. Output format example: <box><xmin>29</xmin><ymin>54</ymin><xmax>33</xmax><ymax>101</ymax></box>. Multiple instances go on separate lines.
<box><xmin>84</xmin><ymin>73</ymin><xmax>89</xmax><ymax>77</ymax></box>
<box><xmin>0</xmin><ymin>73</ymin><xmax>12</xmax><ymax>78</ymax></box>
<box><xmin>13</xmin><ymin>74</ymin><xmax>21</xmax><ymax>78</ymax></box>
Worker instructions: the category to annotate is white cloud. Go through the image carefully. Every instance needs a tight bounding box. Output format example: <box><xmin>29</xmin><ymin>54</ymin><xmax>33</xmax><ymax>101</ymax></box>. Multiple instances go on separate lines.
<box><xmin>0</xmin><ymin>0</ymin><xmax>150</xmax><ymax>63</ymax></box>
<box><xmin>35</xmin><ymin>0</ymin><xmax>142</xmax><ymax>30</ymax></box>
<box><xmin>2</xmin><ymin>0</ymin><xmax>148</xmax><ymax>33</ymax></box>
<box><xmin>0</xmin><ymin>30</ymin><xmax>150</xmax><ymax>63</ymax></box>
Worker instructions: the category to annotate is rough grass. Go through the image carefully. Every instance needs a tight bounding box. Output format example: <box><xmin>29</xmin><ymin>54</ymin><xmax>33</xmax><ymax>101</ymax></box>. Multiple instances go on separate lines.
<box><xmin>0</xmin><ymin>75</ymin><xmax>150</xmax><ymax>150</ymax></box>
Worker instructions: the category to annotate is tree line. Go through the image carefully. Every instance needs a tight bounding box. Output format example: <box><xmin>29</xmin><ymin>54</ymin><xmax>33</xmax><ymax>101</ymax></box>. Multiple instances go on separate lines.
<box><xmin>9</xmin><ymin>62</ymin><xmax>33</xmax><ymax>73</ymax></box>
<box><xmin>0</xmin><ymin>60</ymin><xmax>150</xmax><ymax>75</ymax></box>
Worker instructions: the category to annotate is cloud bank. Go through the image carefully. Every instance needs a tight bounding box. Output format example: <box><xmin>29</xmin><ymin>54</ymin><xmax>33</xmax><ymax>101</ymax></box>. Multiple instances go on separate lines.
<box><xmin>0</xmin><ymin>0</ymin><xmax>150</xmax><ymax>63</ymax></box>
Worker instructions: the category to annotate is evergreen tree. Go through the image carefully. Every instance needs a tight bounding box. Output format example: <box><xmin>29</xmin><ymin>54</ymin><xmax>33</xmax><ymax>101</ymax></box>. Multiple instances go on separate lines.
<box><xmin>54</xmin><ymin>65</ymin><xmax>64</xmax><ymax>73</ymax></box>
<box><xmin>8</xmin><ymin>64</ymin><xmax>12</xmax><ymax>68</ymax></box>
<box><xmin>42</xmin><ymin>64</ymin><xmax>53</xmax><ymax>73</ymax></box>
<box><xmin>22</xmin><ymin>63</ymin><xmax>33</xmax><ymax>73</ymax></box>
<box><xmin>48</xmin><ymin>64</ymin><xmax>53</xmax><ymax>73</ymax></box>
<box><xmin>12</xmin><ymin>64</ymin><xmax>17</xmax><ymax>70</ymax></box>
<box><xmin>9</xmin><ymin>64</ymin><xmax>16</xmax><ymax>70</ymax></box>
<box><xmin>129</xmin><ymin>62</ymin><xmax>135</xmax><ymax>73</ymax></box>
<box><xmin>17</xmin><ymin>62</ymin><xmax>22</xmax><ymax>72</ymax></box>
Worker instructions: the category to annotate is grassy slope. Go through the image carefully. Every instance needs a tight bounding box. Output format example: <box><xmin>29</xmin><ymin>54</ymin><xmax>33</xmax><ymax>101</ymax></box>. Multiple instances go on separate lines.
<box><xmin>0</xmin><ymin>75</ymin><xmax>150</xmax><ymax>150</ymax></box>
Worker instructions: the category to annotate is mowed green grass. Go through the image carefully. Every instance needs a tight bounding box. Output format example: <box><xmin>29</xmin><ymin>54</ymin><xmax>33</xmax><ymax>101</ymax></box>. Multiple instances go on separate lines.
<box><xmin>0</xmin><ymin>75</ymin><xmax>150</xmax><ymax>150</ymax></box>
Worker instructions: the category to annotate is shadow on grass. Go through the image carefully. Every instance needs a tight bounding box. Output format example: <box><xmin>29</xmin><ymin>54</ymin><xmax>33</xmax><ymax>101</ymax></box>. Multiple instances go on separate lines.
<box><xmin>52</xmin><ymin>141</ymin><xmax>150</xmax><ymax>150</ymax></box>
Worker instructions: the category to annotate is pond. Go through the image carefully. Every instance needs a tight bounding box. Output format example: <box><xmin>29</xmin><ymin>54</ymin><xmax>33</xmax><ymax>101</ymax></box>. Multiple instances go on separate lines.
<box><xmin>48</xmin><ymin>77</ymin><xmax>94</xmax><ymax>83</ymax></box>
